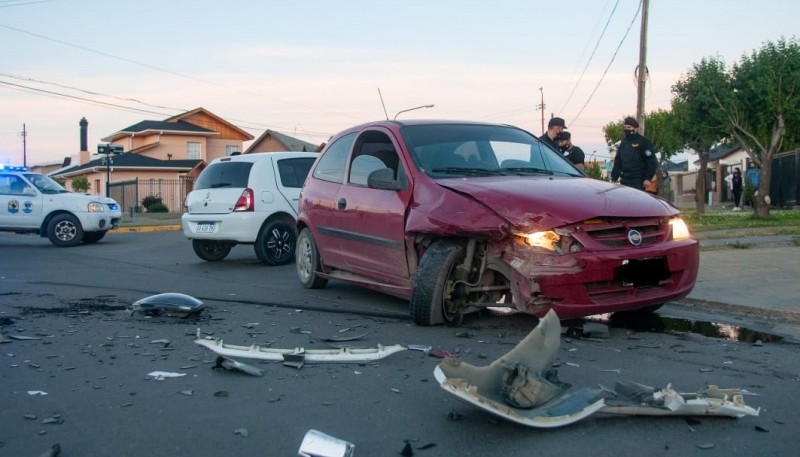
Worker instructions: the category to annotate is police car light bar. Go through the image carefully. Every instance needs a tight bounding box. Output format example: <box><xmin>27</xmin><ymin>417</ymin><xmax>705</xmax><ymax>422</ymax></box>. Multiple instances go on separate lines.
<box><xmin>0</xmin><ymin>164</ymin><xmax>28</xmax><ymax>171</ymax></box>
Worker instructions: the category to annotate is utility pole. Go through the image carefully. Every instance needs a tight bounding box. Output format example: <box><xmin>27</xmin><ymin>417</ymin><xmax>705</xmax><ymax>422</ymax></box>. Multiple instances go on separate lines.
<box><xmin>537</xmin><ymin>87</ymin><xmax>545</xmax><ymax>134</ymax></box>
<box><xmin>21</xmin><ymin>123</ymin><xmax>27</xmax><ymax>167</ymax></box>
<box><xmin>636</xmin><ymin>0</ymin><xmax>650</xmax><ymax>135</ymax></box>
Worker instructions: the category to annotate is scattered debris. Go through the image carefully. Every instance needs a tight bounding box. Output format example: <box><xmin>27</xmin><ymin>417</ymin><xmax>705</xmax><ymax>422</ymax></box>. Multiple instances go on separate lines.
<box><xmin>213</xmin><ymin>356</ymin><xmax>263</xmax><ymax>376</ymax></box>
<box><xmin>41</xmin><ymin>416</ymin><xmax>63</xmax><ymax>425</ymax></box>
<box><xmin>755</xmin><ymin>425</ymin><xmax>769</xmax><ymax>432</ymax></box>
<box><xmin>9</xmin><ymin>335</ymin><xmax>42</xmax><ymax>340</ymax></box>
<box><xmin>319</xmin><ymin>333</ymin><xmax>369</xmax><ymax>343</ymax></box>
<box><xmin>298</xmin><ymin>429</ymin><xmax>354</xmax><ymax>457</ymax></box>
<box><xmin>400</xmin><ymin>440</ymin><xmax>413</xmax><ymax>457</ymax></box>
<box><xmin>408</xmin><ymin>344</ymin><xmax>432</xmax><ymax>353</ymax></box>
<box><xmin>147</xmin><ymin>371</ymin><xmax>186</xmax><ymax>380</ymax></box>
<box><xmin>24</xmin><ymin>414</ymin><xmax>38</xmax><ymax>420</ymax></box>
<box><xmin>37</xmin><ymin>443</ymin><xmax>60</xmax><ymax>457</ymax></box>
<box><xmin>27</xmin><ymin>391</ymin><xmax>48</xmax><ymax>396</ymax></box>
<box><xmin>194</xmin><ymin>330</ymin><xmax>405</xmax><ymax>363</ymax></box>
<box><xmin>213</xmin><ymin>390</ymin><xmax>229</xmax><ymax>398</ymax></box>
<box><xmin>282</xmin><ymin>353</ymin><xmax>304</xmax><ymax>369</ymax></box>
<box><xmin>178</xmin><ymin>390</ymin><xmax>194</xmax><ymax>396</ymax></box>
<box><xmin>695</xmin><ymin>443</ymin><xmax>715</xmax><ymax>450</ymax></box>
<box><xmin>234</xmin><ymin>428</ymin><xmax>249</xmax><ymax>438</ymax></box>
<box><xmin>131</xmin><ymin>293</ymin><xmax>204</xmax><ymax>317</ymax></box>
<box><xmin>434</xmin><ymin>309</ymin><xmax>760</xmax><ymax>429</ymax></box>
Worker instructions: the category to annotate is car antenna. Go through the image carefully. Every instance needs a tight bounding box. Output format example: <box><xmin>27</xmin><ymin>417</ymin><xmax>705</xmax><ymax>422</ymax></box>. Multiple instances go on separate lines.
<box><xmin>377</xmin><ymin>87</ymin><xmax>389</xmax><ymax>120</ymax></box>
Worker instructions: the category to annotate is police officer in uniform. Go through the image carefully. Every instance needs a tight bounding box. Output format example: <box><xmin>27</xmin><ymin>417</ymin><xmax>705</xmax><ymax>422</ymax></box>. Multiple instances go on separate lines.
<box><xmin>539</xmin><ymin>117</ymin><xmax>566</xmax><ymax>151</ymax></box>
<box><xmin>556</xmin><ymin>131</ymin><xmax>585</xmax><ymax>170</ymax></box>
<box><xmin>611</xmin><ymin>117</ymin><xmax>657</xmax><ymax>191</ymax></box>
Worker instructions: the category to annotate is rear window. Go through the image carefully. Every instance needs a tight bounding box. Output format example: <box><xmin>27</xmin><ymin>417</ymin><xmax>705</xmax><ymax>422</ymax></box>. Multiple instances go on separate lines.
<box><xmin>277</xmin><ymin>157</ymin><xmax>316</xmax><ymax>188</ymax></box>
<box><xmin>195</xmin><ymin>162</ymin><xmax>253</xmax><ymax>190</ymax></box>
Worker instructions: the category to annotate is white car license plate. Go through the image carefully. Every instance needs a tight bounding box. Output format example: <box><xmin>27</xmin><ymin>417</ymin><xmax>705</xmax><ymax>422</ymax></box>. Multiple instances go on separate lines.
<box><xmin>197</xmin><ymin>222</ymin><xmax>216</xmax><ymax>233</ymax></box>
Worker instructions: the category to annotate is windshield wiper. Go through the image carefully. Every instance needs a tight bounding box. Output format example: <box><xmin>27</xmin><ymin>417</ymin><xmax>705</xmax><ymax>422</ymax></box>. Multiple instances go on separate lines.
<box><xmin>501</xmin><ymin>167</ymin><xmax>555</xmax><ymax>176</ymax></box>
<box><xmin>431</xmin><ymin>167</ymin><xmax>506</xmax><ymax>176</ymax></box>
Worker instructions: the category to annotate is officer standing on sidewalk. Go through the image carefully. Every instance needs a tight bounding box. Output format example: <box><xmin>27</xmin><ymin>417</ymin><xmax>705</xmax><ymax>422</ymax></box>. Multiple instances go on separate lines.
<box><xmin>611</xmin><ymin>117</ymin><xmax>657</xmax><ymax>191</ymax></box>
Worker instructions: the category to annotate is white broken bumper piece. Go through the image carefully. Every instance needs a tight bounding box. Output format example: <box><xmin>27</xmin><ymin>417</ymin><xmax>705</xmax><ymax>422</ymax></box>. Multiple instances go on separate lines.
<box><xmin>434</xmin><ymin>309</ymin><xmax>759</xmax><ymax>428</ymax></box>
<box><xmin>194</xmin><ymin>335</ymin><xmax>406</xmax><ymax>363</ymax></box>
<box><xmin>600</xmin><ymin>382</ymin><xmax>760</xmax><ymax>418</ymax></box>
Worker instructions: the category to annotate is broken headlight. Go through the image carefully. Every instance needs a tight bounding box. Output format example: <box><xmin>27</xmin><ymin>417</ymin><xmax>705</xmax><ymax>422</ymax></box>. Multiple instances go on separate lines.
<box><xmin>516</xmin><ymin>230</ymin><xmax>560</xmax><ymax>251</ymax></box>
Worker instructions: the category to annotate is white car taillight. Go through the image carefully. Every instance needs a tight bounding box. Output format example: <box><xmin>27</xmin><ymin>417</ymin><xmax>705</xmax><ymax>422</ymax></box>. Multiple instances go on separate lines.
<box><xmin>234</xmin><ymin>188</ymin><xmax>255</xmax><ymax>212</ymax></box>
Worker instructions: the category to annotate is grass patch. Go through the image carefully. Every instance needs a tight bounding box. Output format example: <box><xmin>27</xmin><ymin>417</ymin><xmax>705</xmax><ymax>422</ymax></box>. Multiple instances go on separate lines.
<box><xmin>683</xmin><ymin>209</ymin><xmax>800</xmax><ymax>232</ymax></box>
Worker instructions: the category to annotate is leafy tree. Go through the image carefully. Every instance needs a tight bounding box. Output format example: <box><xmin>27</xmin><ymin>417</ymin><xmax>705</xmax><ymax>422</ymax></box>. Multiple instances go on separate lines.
<box><xmin>670</xmin><ymin>57</ymin><xmax>731</xmax><ymax>215</ymax></box>
<box><xmin>723</xmin><ymin>37</ymin><xmax>800</xmax><ymax>217</ymax></box>
<box><xmin>70</xmin><ymin>176</ymin><xmax>91</xmax><ymax>193</ymax></box>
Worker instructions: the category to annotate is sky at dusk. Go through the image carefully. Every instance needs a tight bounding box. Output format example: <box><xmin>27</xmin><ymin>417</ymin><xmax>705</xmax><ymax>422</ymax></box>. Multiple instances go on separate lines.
<box><xmin>2</xmin><ymin>0</ymin><xmax>799</xmax><ymax>166</ymax></box>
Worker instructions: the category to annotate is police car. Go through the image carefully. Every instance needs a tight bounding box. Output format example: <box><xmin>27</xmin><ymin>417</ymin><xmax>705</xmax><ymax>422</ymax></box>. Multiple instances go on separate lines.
<box><xmin>0</xmin><ymin>164</ymin><xmax>122</xmax><ymax>247</ymax></box>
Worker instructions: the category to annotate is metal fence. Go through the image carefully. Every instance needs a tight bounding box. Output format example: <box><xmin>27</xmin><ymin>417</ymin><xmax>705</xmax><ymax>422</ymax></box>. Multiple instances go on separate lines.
<box><xmin>109</xmin><ymin>177</ymin><xmax>195</xmax><ymax>213</ymax></box>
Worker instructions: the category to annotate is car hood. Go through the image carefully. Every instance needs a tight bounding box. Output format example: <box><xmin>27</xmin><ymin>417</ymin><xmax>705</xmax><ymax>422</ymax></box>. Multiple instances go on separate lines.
<box><xmin>436</xmin><ymin>176</ymin><xmax>677</xmax><ymax>229</ymax></box>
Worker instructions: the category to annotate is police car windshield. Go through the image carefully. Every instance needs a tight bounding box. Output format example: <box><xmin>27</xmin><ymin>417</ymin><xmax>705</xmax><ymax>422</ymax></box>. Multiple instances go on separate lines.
<box><xmin>25</xmin><ymin>173</ymin><xmax>68</xmax><ymax>194</ymax></box>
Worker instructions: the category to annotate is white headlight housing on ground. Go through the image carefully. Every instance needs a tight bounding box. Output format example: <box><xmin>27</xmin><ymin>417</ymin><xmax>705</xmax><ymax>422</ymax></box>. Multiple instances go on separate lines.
<box><xmin>87</xmin><ymin>202</ymin><xmax>106</xmax><ymax>212</ymax></box>
<box><xmin>669</xmin><ymin>217</ymin><xmax>691</xmax><ymax>241</ymax></box>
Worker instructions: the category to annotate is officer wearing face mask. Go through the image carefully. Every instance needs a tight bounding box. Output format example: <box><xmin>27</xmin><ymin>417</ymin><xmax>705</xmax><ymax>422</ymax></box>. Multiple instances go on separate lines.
<box><xmin>556</xmin><ymin>131</ymin><xmax>585</xmax><ymax>170</ymax></box>
<box><xmin>611</xmin><ymin>117</ymin><xmax>657</xmax><ymax>191</ymax></box>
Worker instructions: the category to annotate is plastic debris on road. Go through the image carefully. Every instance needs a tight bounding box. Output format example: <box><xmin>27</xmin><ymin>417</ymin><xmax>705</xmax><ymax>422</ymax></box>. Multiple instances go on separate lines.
<box><xmin>131</xmin><ymin>293</ymin><xmax>204</xmax><ymax>317</ymax></box>
<box><xmin>434</xmin><ymin>309</ymin><xmax>760</xmax><ymax>428</ymax></box>
<box><xmin>298</xmin><ymin>429</ymin><xmax>354</xmax><ymax>457</ymax></box>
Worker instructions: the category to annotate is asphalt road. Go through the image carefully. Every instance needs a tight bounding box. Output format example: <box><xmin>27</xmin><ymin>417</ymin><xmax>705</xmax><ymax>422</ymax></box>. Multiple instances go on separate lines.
<box><xmin>1</xmin><ymin>231</ymin><xmax>799</xmax><ymax>456</ymax></box>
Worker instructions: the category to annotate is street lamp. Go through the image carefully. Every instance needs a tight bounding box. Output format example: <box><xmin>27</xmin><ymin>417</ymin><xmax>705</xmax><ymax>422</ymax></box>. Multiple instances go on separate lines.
<box><xmin>97</xmin><ymin>143</ymin><xmax>123</xmax><ymax>197</ymax></box>
<box><xmin>393</xmin><ymin>104</ymin><xmax>434</xmax><ymax>120</ymax></box>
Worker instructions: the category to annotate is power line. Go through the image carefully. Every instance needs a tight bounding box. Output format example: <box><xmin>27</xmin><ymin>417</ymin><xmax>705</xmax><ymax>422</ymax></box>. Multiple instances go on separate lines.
<box><xmin>556</xmin><ymin>0</ymin><xmax>621</xmax><ymax>115</ymax></box>
<box><xmin>0</xmin><ymin>22</ymin><xmax>360</xmax><ymax>122</ymax></box>
<box><xmin>569</xmin><ymin>0</ymin><xmax>642</xmax><ymax>124</ymax></box>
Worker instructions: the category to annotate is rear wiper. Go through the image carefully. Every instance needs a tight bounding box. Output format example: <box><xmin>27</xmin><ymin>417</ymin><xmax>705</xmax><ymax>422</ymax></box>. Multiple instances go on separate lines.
<box><xmin>501</xmin><ymin>167</ymin><xmax>555</xmax><ymax>176</ymax></box>
<box><xmin>431</xmin><ymin>167</ymin><xmax>506</xmax><ymax>176</ymax></box>
<box><xmin>210</xmin><ymin>182</ymin><xmax>231</xmax><ymax>188</ymax></box>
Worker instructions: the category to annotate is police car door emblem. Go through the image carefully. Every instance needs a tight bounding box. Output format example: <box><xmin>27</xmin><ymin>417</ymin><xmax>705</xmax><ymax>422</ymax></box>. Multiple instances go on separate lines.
<box><xmin>627</xmin><ymin>229</ymin><xmax>643</xmax><ymax>246</ymax></box>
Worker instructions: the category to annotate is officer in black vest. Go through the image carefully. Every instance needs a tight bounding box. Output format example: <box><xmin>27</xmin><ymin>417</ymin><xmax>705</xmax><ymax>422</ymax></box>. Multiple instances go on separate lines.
<box><xmin>611</xmin><ymin>117</ymin><xmax>657</xmax><ymax>191</ymax></box>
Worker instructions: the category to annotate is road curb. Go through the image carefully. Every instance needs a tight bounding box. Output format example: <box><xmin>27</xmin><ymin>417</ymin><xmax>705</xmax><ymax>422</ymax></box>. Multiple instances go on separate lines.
<box><xmin>114</xmin><ymin>224</ymin><xmax>181</xmax><ymax>233</ymax></box>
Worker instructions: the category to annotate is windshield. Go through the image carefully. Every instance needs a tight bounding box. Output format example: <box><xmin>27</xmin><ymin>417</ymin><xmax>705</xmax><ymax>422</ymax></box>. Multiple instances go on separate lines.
<box><xmin>25</xmin><ymin>173</ymin><xmax>69</xmax><ymax>194</ymax></box>
<box><xmin>400</xmin><ymin>124</ymin><xmax>583</xmax><ymax>179</ymax></box>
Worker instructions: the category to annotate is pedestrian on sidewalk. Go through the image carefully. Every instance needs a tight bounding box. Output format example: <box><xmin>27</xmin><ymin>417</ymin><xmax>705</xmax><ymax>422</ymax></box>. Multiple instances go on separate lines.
<box><xmin>731</xmin><ymin>167</ymin><xmax>743</xmax><ymax>210</ymax></box>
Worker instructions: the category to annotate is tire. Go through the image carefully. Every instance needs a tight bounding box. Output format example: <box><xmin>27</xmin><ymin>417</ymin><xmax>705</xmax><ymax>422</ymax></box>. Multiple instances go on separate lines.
<box><xmin>192</xmin><ymin>239</ymin><xmax>233</xmax><ymax>262</ymax></box>
<box><xmin>254</xmin><ymin>220</ymin><xmax>296</xmax><ymax>266</ymax></box>
<box><xmin>296</xmin><ymin>228</ymin><xmax>327</xmax><ymax>289</ymax></box>
<box><xmin>47</xmin><ymin>213</ymin><xmax>84</xmax><ymax>247</ymax></box>
<box><xmin>410</xmin><ymin>240</ymin><xmax>466</xmax><ymax>326</ymax></box>
<box><xmin>82</xmin><ymin>231</ymin><xmax>107</xmax><ymax>244</ymax></box>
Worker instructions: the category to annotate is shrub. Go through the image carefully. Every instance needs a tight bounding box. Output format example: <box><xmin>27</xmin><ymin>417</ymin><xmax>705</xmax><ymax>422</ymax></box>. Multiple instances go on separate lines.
<box><xmin>71</xmin><ymin>176</ymin><xmax>91</xmax><ymax>193</ymax></box>
<box><xmin>141</xmin><ymin>195</ymin><xmax>163</xmax><ymax>210</ymax></box>
<box><xmin>146</xmin><ymin>202</ymin><xmax>169</xmax><ymax>213</ymax></box>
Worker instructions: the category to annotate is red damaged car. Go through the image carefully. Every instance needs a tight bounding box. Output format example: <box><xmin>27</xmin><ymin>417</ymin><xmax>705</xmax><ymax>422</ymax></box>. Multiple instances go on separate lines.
<box><xmin>296</xmin><ymin>120</ymin><xmax>699</xmax><ymax>326</ymax></box>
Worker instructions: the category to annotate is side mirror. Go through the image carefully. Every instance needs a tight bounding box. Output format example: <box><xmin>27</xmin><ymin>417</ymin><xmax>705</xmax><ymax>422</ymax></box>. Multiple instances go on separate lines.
<box><xmin>367</xmin><ymin>168</ymin><xmax>402</xmax><ymax>191</ymax></box>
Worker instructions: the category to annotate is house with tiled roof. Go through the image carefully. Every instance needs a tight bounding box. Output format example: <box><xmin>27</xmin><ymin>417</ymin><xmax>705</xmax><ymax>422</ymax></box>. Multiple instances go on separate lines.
<box><xmin>244</xmin><ymin>129</ymin><xmax>322</xmax><ymax>154</ymax></box>
<box><xmin>51</xmin><ymin>108</ymin><xmax>253</xmax><ymax>212</ymax></box>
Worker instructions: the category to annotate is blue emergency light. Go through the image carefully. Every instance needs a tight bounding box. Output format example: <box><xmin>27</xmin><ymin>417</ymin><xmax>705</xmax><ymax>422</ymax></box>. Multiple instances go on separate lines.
<box><xmin>0</xmin><ymin>164</ymin><xmax>28</xmax><ymax>171</ymax></box>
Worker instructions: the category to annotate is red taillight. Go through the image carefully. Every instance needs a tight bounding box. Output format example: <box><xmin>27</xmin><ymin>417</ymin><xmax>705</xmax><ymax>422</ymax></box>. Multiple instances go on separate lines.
<box><xmin>233</xmin><ymin>188</ymin><xmax>254</xmax><ymax>212</ymax></box>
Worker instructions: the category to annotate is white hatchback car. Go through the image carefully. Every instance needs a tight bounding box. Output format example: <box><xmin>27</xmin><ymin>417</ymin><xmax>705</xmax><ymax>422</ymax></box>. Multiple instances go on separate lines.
<box><xmin>181</xmin><ymin>151</ymin><xmax>318</xmax><ymax>264</ymax></box>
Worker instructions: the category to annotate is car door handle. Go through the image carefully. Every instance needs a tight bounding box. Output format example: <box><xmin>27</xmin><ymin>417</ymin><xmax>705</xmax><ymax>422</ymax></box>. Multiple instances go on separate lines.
<box><xmin>337</xmin><ymin>198</ymin><xmax>346</xmax><ymax>210</ymax></box>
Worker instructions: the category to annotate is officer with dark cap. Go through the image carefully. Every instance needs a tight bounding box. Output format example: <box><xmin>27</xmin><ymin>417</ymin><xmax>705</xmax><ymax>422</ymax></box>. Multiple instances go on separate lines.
<box><xmin>539</xmin><ymin>117</ymin><xmax>567</xmax><ymax>151</ymax></box>
<box><xmin>556</xmin><ymin>131</ymin><xmax>585</xmax><ymax>170</ymax></box>
<box><xmin>611</xmin><ymin>117</ymin><xmax>657</xmax><ymax>191</ymax></box>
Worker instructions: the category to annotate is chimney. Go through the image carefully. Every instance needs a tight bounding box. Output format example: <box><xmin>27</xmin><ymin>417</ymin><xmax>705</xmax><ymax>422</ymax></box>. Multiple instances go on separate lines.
<box><xmin>79</xmin><ymin>117</ymin><xmax>89</xmax><ymax>165</ymax></box>
<box><xmin>79</xmin><ymin>117</ymin><xmax>88</xmax><ymax>151</ymax></box>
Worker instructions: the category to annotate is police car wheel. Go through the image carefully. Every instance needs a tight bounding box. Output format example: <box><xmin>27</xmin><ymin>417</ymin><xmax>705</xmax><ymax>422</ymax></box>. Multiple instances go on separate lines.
<box><xmin>47</xmin><ymin>213</ymin><xmax>84</xmax><ymax>247</ymax></box>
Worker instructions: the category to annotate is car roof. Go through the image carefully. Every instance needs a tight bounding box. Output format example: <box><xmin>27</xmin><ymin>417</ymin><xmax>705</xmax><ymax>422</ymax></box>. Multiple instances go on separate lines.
<box><xmin>209</xmin><ymin>151</ymin><xmax>318</xmax><ymax>164</ymax></box>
